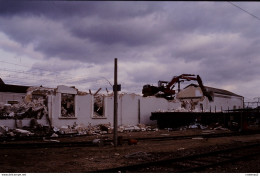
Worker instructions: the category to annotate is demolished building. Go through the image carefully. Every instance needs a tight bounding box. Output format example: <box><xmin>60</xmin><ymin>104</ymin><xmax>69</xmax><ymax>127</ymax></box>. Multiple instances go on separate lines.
<box><xmin>0</xmin><ymin>78</ymin><xmax>245</xmax><ymax>135</ymax></box>
<box><xmin>176</xmin><ymin>84</ymin><xmax>244</xmax><ymax>112</ymax></box>
<box><xmin>0</xmin><ymin>84</ymin><xmax>181</xmax><ymax>130</ymax></box>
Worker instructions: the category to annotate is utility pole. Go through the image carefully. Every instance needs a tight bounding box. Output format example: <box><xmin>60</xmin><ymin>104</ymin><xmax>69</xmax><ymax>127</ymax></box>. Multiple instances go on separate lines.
<box><xmin>113</xmin><ymin>58</ymin><xmax>118</xmax><ymax>147</ymax></box>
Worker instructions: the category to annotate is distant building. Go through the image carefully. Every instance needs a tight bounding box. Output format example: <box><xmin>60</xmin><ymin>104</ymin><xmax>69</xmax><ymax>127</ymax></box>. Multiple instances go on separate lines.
<box><xmin>0</xmin><ymin>78</ymin><xmax>29</xmax><ymax>105</ymax></box>
<box><xmin>177</xmin><ymin>84</ymin><xmax>244</xmax><ymax>112</ymax></box>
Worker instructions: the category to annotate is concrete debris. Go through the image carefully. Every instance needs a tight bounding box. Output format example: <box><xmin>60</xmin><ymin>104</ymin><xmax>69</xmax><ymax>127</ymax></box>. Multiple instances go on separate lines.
<box><xmin>192</xmin><ymin>137</ymin><xmax>204</xmax><ymax>140</ymax></box>
<box><xmin>77</xmin><ymin>91</ymin><xmax>88</xmax><ymax>95</ymax></box>
<box><xmin>0</xmin><ymin>125</ymin><xmax>52</xmax><ymax>138</ymax></box>
<box><xmin>177</xmin><ymin>148</ymin><xmax>185</xmax><ymax>151</ymax></box>
<box><xmin>137</xmin><ymin>124</ymin><xmax>146</xmax><ymax>131</ymax></box>
<box><xmin>208</xmin><ymin>122</ymin><xmax>230</xmax><ymax>131</ymax></box>
<box><xmin>188</xmin><ymin>123</ymin><xmax>208</xmax><ymax>130</ymax></box>
<box><xmin>0</xmin><ymin>87</ymin><xmax>49</xmax><ymax>120</ymax></box>
<box><xmin>75</xmin><ymin>125</ymin><xmax>88</xmax><ymax>135</ymax></box>
<box><xmin>117</xmin><ymin>124</ymin><xmax>158</xmax><ymax>133</ymax></box>
<box><xmin>161</xmin><ymin>134</ymin><xmax>170</xmax><ymax>136</ymax></box>
<box><xmin>118</xmin><ymin>126</ymin><xmax>124</xmax><ymax>133</ymax></box>
<box><xmin>114</xmin><ymin>153</ymin><xmax>120</xmax><ymax>156</ymax></box>
<box><xmin>124</xmin><ymin>151</ymin><xmax>151</xmax><ymax>159</ymax></box>
<box><xmin>50</xmin><ymin>133</ymin><xmax>59</xmax><ymax>138</ymax></box>
<box><xmin>9</xmin><ymin>131</ymin><xmax>15</xmax><ymax>137</ymax></box>
<box><xmin>92</xmin><ymin>138</ymin><xmax>104</xmax><ymax>146</ymax></box>
<box><xmin>59</xmin><ymin>125</ymin><xmax>77</xmax><ymax>134</ymax></box>
<box><xmin>123</xmin><ymin>125</ymin><xmax>140</xmax><ymax>132</ymax></box>
<box><xmin>14</xmin><ymin>129</ymin><xmax>33</xmax><ymax>136</ymax></box>
<box><xmin>166</xmin><ymin>128</ymin><xmax>173</xmax><ymax>131</ymax></box>
<box><xmin>45</xmin><ymin>123</ymin><xmax>114</xmax><ymax>137</ymax></box>
<box><xmin>53</xmin><ymin>127</ymin><xmax>60</xmax><ymax>133</ymax></box>
<box><xmin>202</xmin><ymin>130</ymin><xmax>215</xmax><ymax>134</ymax></box>
<box><xmin>92</xmin><ymin>139</ymin><xmax>100</xmax><ymax>144</ymax></box>
<box><xmin>213</xmin><ymin>126</ymin><xmax>229</xmax><ymax>131</ymax></box>
<box><xmin>0</xmin><ymin>125</ymin><xmax>9</xmax><ymax>133</ymax></box>
<box><xmin>43</xmin><ymin>137</ymin><xmax>60</xmax><ymax>142</ymax></box>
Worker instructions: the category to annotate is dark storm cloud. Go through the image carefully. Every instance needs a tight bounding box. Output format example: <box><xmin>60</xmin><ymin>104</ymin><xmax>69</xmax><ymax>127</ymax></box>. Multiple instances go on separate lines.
<box><xmin>1</xmin><ymin>1</ymin><xmax>260</xmax><ymax>98</ymax></box>
<box><xmin>0</xmin><ymin>1</ymin><xmax>165</xmax><ymax>62</ymax></box>
<box><xmin>69</xmin><ymin>20</ymin><xmax>162</xmax><ymax>47</ymax></box>
<box><xmin>0</xmin><ymin>1</ymin><xmax>161</xmax><ymax>20</ymax></box>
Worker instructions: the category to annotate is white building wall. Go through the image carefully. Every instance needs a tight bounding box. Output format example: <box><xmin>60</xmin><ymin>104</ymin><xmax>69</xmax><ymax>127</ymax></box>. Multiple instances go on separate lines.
<box><xmin>99</xmin><ymin>94</ymin><xmax>180</xmax><ymax>126</ymax></box>
<box><xmin>120</xmin><ymin>94</ymin><xmax>139</xmax><ymax>126</ymax></box>
<box><xmin>0</xmin><ymin>119</ymin><xmax>16</xmax><ymax>128</ymax></box>
<box><xmin>177</xmin><ymin>86</ymin><xmax>244</xmax><ymax>112</ymax></box>
<box><xmin>50</xmin><ymin>92</ymin><xmax>93</xmax><ymax>127</ymax></box>
<box><xmin>46</xmin><ymin>92</ymin><xmax>181</xmax><ymax>128</ymax></box>
<box><xmin>0</xmin><ymin>92</ymin><xmax>25</xmax><ymax>104</ymax></box>
<box><xmin>140</xmin><ymin>96</ymin><xmax>181</xmax><ymax>125</ymax></box>
<box><xmin>209</xmin><ymin>95</ymin><xmax>243</xmax><ymax>111</ymax></box>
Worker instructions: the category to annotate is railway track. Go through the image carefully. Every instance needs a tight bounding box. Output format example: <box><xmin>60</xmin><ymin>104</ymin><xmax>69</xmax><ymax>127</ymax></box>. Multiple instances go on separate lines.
<box><xmin>0</xmin><ymin>130</ymin><xmax>259</xmax><ymax>149</ymax></box>
<box><xmin>92</xmin><ymin>142</ymin><xmax>260</xmax><ymax>173</ymax></box>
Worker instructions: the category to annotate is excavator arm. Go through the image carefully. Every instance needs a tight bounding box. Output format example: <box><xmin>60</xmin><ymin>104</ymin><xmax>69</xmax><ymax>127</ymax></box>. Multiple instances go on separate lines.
<box><xmin>142</xmin><ymin>74</ymin><xmax>213</xmax><ymax>101</ymax></box>
<box><xmin>196</xmin><ymin>75</ymin><xmax>213</xmax><ymax>102</ymax></box>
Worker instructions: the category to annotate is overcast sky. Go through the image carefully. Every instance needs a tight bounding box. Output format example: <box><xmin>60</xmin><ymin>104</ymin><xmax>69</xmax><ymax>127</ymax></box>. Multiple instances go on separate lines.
<box><xmin>0</xmin><ymin>1</ymin><xmax>260</xmax><ymax>101</ymax></box>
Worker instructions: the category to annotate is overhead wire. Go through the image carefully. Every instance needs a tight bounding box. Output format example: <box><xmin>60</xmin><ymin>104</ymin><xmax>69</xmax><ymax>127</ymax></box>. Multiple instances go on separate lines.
<box><xmin>0</xmin><ymin>69</ymin><xmax>112</xmax><ymax>90</ymax></box>
<box><xmin>0</xmin><ymin>59</ymin><xmax>113</xmax><ymax>88</ymax></box>
<box><xmin>227</xmin><ymin>1</ymin><xmax>260</xmax><ymax>21</ymax></box>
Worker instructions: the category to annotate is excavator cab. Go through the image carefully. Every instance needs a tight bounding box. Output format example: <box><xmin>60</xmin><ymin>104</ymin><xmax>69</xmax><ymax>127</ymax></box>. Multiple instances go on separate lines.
<box><xmin>142</xmin><ymin>84</ymin><xmax>160</xmax><ymax>97</ymax></box>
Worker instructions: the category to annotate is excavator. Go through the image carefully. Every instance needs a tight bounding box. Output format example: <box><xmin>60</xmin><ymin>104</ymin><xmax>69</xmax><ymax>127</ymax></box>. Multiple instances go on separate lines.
<box><xmin>142</xmin><ymin>74</ymin><xmax>213</xmax><ymax>101</ymax></box>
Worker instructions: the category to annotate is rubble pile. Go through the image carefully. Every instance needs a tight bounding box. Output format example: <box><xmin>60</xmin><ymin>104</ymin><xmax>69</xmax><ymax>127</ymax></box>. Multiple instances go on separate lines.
<box><xmin>124</xmin><ymin>151</ymin><xmax>151</xmax><ymax>159</ymax></box>
<box><xmin>0</xmin><ymin>98</ymin><xmax>48</xmax><ymax>120</ymax></box>
<box><xmin>118</xmin><ymin>124</ymin><xmax>158</xmax><ymax>132</ymax></box>
<box><xmin>170</xmin><ymin>121</ymin><xmax>230</xmax><ymax>131</ymax></box>
<box><xmin>51</xmin><ymin>123</ymin><xmax>112</xmax><ymax>136</ymax></box>
<box><xmin>188</xmin><ymin>122</ymin><xmax>208</xmax><ymax>130</ymax></box>
<box><xmin>50</xmin><ymin>123</ymin><xmax>158</xmax><ymax>137</ymax></box>
<box><xmin>0</xmin><ymin>122</ymin><xmax>161</xmax><ymax>138</ymax></box>
<box><xmin>0</xmin><ymin>87</ymin><xmax>52</xmax><ymax>120</ymax></box>
<box><xmin>0</xmin><ymin>123</ymin><xmax>53</xmax><ymax>138</ymax></box>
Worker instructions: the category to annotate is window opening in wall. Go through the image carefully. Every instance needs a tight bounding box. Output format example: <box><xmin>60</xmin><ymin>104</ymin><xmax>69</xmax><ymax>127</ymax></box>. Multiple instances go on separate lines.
<box><xmin>94</xmin><ymin>95</ymin><xmax>104</xmax><ymax>116</ymax></box>
<box><xmin>61</xmin><ymin>93</ymin><xmax>75</xmax><ymax>117</ymax></box>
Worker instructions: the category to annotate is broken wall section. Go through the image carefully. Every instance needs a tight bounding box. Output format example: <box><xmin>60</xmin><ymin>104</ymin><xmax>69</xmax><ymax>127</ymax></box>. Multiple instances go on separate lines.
<box><xmin>176</xmin><ymin>85</ymin><xmax>244</xmax><ymax>112</ymax></box>
<box><xmin>0</xmin><ymin>86</ymin><xmax>53</xmax><ymax>130</ymax></box>
<box><xmin>49</xmin><ymin>85</ymin><xmax>92</xmax><ymax>128</ymax></box>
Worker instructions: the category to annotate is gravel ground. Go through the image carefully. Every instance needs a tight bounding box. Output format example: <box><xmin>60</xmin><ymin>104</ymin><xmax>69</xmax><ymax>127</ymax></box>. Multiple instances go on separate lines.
<box><xmin>0</xmin><ymin>129</ymin><xmax>259</xmax><ymax>173</ymax></box>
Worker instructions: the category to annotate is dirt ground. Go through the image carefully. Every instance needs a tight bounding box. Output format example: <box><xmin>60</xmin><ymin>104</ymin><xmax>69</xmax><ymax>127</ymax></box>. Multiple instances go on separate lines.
<box><xmin>0</xmin><ymin>129</ymin><xmax>260</xmax><ymax>173</ymax></box>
